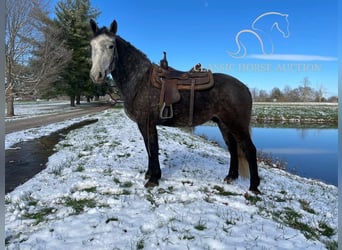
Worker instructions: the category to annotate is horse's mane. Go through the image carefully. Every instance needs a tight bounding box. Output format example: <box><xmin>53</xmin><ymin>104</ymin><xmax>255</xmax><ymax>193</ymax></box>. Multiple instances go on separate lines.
<box><xmin>115</xmin><ymin>36</ymin><xmax>151</xmax><ymax>64</ymax></box>
<box><xmin>112</xmin><ymin>35</ymin><xmax>152</xmax><ymax>101</ymax></box>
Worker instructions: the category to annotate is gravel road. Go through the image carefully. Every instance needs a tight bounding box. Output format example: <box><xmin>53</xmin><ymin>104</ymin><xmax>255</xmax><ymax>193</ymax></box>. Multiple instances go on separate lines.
<box><xmin>5</xmin><ymin>102</ymin><xmax>112</xmax><ymax>134</ymax></box>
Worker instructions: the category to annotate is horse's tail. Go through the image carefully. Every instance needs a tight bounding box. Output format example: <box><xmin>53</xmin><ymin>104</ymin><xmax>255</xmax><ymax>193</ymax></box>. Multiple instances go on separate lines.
<box><xmin>237</xmin><ymin>146</ymin><xmax>249</xmax><ymax>178</ymax></box>
<box><xmin>237</xmin><ymin>127</ymin><xmax>252</xmax><ymax>178</ymax></box>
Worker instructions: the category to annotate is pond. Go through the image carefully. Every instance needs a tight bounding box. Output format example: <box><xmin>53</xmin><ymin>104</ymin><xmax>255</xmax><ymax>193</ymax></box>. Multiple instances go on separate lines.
<box><xmin>194</xmin><ymin>124</ymin><xmax>338</xmax><ymax>186</ymax></box>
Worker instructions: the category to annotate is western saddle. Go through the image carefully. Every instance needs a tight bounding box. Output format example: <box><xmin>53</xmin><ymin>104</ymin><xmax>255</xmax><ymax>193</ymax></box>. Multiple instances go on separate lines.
<box><xmin>151</xmin><ymin>52</ymin><xmax>214</xmax><ymax>125</ymax></box>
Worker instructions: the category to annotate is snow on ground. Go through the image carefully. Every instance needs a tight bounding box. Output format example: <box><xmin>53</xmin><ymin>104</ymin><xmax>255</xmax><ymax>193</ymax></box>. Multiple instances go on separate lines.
<box><xmin>5</xmin><ymin>114</ymin><xmax>96</xmax><ymax>150</ymax></box>
<box><xmin>5</xmin><ymin>108</ymin><xmax>338</xmax><ymax>249</ymax></box>
<box><xmin>5</xmin><ymin>100</ymin><xmax>99</xmax><ymax>149</ymax></box>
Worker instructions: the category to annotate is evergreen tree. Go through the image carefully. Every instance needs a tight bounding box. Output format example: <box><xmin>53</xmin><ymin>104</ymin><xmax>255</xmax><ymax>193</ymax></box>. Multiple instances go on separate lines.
<box><xmin>54</xmin><ymin>0</ymin><xmax>100</xmax><ymax>106</ymax></box>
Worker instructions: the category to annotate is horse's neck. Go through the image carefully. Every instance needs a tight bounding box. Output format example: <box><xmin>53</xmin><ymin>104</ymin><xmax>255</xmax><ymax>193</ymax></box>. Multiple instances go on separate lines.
<box><xmin>113</xmin><ymin>36</ymin><xmax>151</xmax><ymax>101</ymax></box>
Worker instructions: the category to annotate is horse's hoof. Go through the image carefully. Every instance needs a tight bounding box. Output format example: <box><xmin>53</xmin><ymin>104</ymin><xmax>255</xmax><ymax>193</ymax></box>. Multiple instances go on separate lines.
<box><xmin>249</xmin><ymin>187</ymin><xmax>261</xmax><ymax>195</ymax></box>
<box><xmin>144</xmin><ymin>180</ymin><xmax>159</xmax><ymax>188</ymax></box>
<box><xmin>224</xmin><ymin>176</ymin><xmax>237</xmax><ymax>183</ymax></box>
<box><xmin>145</xmin><ymin>172</ymin><xmax>161</xmax><ymax>180</ymax></box>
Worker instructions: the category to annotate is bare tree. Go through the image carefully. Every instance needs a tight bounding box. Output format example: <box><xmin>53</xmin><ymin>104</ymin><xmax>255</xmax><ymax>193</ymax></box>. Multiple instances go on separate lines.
<box><xmin>26</xmin><ymin>2</ymin><xmax>71</xmax><ymax>98</ymax></box>
<box><xmin>315</xmin><ymin>84</ymin><xmax>326</xmax><ymax>102</ymax></box>
<box><xmin>5</xmin><ymin>0</ymin><xmax>34</xmax><ymax>116</ymax></box>
<box><xmin>5</xmin><ymin>0</ymin><xmax>70</xmax><ymax>116</ymax></box>
<box><xmin>300</xmin><ymin>77</ymin><xmax>315</xmax><ymax>102</ymax></box>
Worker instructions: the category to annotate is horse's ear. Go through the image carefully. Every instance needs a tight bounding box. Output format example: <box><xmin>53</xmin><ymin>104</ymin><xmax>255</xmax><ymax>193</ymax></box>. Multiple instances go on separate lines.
<box><xmin>90</xmin><ymin>19</ymin><xmax>98</xmax><ymax>35</ymax></box>
<box><xmin>109</xmin><ymin>20</ymin><xmax>117</xmax><ymax>35</ymax></box>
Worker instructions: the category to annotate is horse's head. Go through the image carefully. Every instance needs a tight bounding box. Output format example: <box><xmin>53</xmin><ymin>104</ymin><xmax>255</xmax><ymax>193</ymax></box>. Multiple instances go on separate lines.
<box><xmin>89</xmin><ymin>19</ymin><xmax>118</xmax><ymax>83</ymax></box>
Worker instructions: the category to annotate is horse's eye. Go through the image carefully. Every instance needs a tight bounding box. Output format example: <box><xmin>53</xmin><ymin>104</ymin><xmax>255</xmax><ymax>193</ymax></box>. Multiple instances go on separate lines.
<box><xmin>109</xmin><ymin>45</ymin><xmax>114</xmax><ymax>49</ymax></box>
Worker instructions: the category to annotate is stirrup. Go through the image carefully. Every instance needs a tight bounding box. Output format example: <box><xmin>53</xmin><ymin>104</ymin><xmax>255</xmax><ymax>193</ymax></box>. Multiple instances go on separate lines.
<box><xmin>159</xmin><ymin>102</ymin><xmax>173</xmax><ymax>119</ymax></box>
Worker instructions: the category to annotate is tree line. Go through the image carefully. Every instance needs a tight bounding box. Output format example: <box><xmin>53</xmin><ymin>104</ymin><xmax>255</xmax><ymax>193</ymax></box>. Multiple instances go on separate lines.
<box><xmin>251</xmin><ymin>77</ymin><xmax>338</xmax><ymax>103</ymax></box>
<box><xmin>5</xmin><ymin>0</ymin><xmax>114</xmax><ymax>116</ymax></box>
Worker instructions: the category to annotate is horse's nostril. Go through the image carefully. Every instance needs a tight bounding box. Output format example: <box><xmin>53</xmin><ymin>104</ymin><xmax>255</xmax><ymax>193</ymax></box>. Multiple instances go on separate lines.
<box><xmin>99</xmin><ymin>72</ymin><xmax>103</xmax><ymax>79</ymax></box>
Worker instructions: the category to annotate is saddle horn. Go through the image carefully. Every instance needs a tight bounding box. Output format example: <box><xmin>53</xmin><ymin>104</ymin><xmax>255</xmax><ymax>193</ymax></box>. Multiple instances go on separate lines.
<box><xmin>160</xmin><ymin>51</ymin><xmax>168</xmax><ymax>69</ymax></box>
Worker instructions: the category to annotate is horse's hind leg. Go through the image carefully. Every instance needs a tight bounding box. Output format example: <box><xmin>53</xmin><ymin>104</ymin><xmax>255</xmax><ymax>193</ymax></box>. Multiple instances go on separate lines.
<box><xmin>238</xmin><ymin>135</ymin><xmax>260</xmax><ymax>193</ymax></box>
<box><xmin>217</xmin><ymin>121</ymin><xmax>239</xmax><ymax>180</ymax></box>
<box><xmin>217</xmin><ymin>119</ymin><xmax>260</xmax><ymax>193</ymax></box>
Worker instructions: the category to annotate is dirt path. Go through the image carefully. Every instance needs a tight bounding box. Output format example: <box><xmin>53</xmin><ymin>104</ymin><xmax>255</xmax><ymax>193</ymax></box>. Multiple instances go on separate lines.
<box><xmin>5</xmin><ymin>102</ymin><xmax>112</xmax><ymax>134</ymax></box>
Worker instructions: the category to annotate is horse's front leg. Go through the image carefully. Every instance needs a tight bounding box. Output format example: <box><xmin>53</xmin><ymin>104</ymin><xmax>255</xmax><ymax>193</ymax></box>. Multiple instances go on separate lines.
<box><xmin>137</xmin><ymin>120</ymin><xmax>161</xmax><ymax>187</ymax></box>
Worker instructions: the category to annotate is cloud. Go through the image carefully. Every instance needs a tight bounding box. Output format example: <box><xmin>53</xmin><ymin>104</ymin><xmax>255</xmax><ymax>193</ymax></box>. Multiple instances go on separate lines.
<box><xmin>248</xmin><ymin>54</ymin><xmax>337</xmax><ymax>61</ymax></box>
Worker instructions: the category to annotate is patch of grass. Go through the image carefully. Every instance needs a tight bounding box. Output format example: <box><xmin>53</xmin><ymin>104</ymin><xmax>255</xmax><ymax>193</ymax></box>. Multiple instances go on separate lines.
<box><xmin>280</xmin><ymin>190</ymin><xmax>287</xmax><ymax>195</ymax></box>
<box><xmin>272</xmin><ymin>196</ymin><xmax>287</xmax><ymax>202</ymax></box>
<box><xmin>120</xmin><ymin>181</ymin><xmax>133</xmax><ymax>188</ymax></box>
<box><xmin>113</xmin><ymin>177</ymin><xmax>121</xmax><ymax>184</ymax></box>
<box><xmin>110</xmin><ymin>141</ymin><xmax>121</xmax><ymax>148</ymax></box>
<box><xmin>59</xmin><ymin>143</ymin><xmax>73</xmax><ymax>148</ymax></box>
<box><xmin>167</xmin><ymin>186</ymin><xmax>174</xmax><ymax>193</ymax></box>
<box><xmin>103</xmin><ymin>168</ymin><xmax>113</xmax><ymax>176</ymax></box>
<box><xmin>75</xmin><ymin>165</ymin><xmax>84</xmax><ymax>172</ymax></box>
<box><xmin>244</xmin><ymin>192</ymin><xmax>262</xmax><ymax>205</ymax></box>
<box><xmin>318</xmin><ymin>221</ymin><xmax>335</xmax><ymax>237</ymax></box>
<box><xmin>299</xmin><ymin>199</ymin><xmax>316</xmax><ymax>214</ymax></box>
<box><xmin>272</xmin><ymin>206</ymin><xmax>337</xmax><ymax>245</ymax></box>
<box><xmin>157</xmin><ymin>186</ymin><xmax>174</xmax><ymax>194</ymax></box>
<box><xmin>117</xmin><ymin>153</ymin><xmax>131</xmax><ymax>158</ymax></box>
<box><xmin>213</xmin><ymin>185</ymin><xmax>239</xmax><ymax>196</ymax></box>
<box><xmin>283</xmin><ymin>207</ymin><xmax>301</xmax><ymax>221</ymax></box>
<box><xmin>50</xmin><ymin>165</ymin><xmax>63</xmax><ymax>176</ymax></box>
<box><xmin>145</xmin><ymin>191</ymin><xmax>158</xmax><ymax>207</ymax></box>
<box><xmin>180</xmin><ymin>230</ymin><xmax>195</xmax><ymax>241</ymax></box>
<box><xmin>5</xmin><ymin>232</ymin><xmax>26</xmax><ymax>245</ymax></box>
<box><xmin>83</xmin><ymin>187</ymin><xmax>97</xmax><ymax>193</ymax></box>
<box><xmin>324</xmin><ymin>240</ymin><xmax>338</xmax><ymax>250</ymax></box>
<box><xmin>136</xmin><ymin>238</ymin><xmax>144</xmax><ymax>250</ymax></box>
<box><xmin>64</xmin><ymin>197</ymin><xmax>97</xmax><ymax>214</ymax></box>
<box><xmin>121</xmin><ymin>189</ymin><xmax>131</xmax><ymax>195</ymax></box>
<box><xmin>22</xmin><ymin>193</ymin><xmax>38</xmax><ymax>206</ymax></box>
<box><xmin>181</xmin><ymin>180</ymin><xmax>193</xmax><ymax>186</ymax></box>
<box><xmin>22</xmin><ymin>207</ymin><xmax>55</xmax><ymax>225</ymax></box>
<box><xmin>194</xmin><ymin>219</ymin><xmax>207</xmax><ymax>231</ymax></box>
<box><xmin>225</xmin><ymin>219</ymin><xmax>236</xmax><ymax>226</ymax></box>
<box><xmin>273</xmin><ymin>207</ymin><xmax>318</xmax><ymax>240</ymax></box>
<box><xmin>105</xmin><ymin>217</ymin><xmax>119</xmax><ymax>223</ymax></box>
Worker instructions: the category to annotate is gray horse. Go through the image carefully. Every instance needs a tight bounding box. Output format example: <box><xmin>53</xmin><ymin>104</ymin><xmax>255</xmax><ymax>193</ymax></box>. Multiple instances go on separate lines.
<box><xmin>89</xmin><ymin>19</ymin><xmax>260</xmax><ymax>193</ymax></box>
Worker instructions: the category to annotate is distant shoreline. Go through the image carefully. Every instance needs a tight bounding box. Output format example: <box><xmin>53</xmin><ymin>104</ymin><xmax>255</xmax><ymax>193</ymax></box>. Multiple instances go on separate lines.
<box><xmin>252</xmin><ymin>102</ymin><xmax>338</xmax><ymax>125</ymax></box>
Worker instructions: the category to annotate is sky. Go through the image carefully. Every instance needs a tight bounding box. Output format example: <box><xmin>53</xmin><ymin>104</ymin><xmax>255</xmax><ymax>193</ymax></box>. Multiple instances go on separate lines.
<box><xmin>52</xmin><ymin>0</ymin><xmax>338</xmax><ymax>97</ymax></box>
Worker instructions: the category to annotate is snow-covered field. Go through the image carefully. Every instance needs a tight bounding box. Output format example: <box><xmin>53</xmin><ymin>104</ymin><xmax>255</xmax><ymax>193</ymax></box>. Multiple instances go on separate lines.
<box><xmin>252</xmin><ymin>102</ymin><xmax>338</xmax><ymax>124</ymax></box>
<box><xmin>5</xmin><ymin>107</ymin><xmax>338</xmax><ymax>249</ymax></box>
<box><xmin>5</xmin><ymin>101</ymin><xmax>75</xmax><ymax>120</ymax></box>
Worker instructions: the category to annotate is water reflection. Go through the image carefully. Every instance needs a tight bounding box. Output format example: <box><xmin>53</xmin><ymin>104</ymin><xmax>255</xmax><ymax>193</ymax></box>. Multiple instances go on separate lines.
<box><xmin>194</xmin><ymin>124</ymin><xmax>338</xmax><ymax>186</ymax></box>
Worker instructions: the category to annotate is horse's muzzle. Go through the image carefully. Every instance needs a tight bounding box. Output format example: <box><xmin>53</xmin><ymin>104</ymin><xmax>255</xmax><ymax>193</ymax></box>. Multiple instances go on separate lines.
<box><xmin>90</xmin><ymin>69</ymin><xmax>105</xmax><ymax>84</ymax></box>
